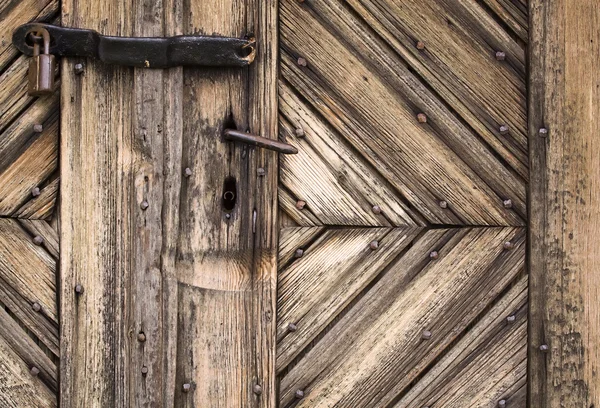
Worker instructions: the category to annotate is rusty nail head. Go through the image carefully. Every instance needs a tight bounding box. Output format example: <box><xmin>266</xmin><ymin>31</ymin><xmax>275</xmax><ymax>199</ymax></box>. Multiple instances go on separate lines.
<box><xmin>74</xmin><ymin>284</ymin><xmax>84</xmax><ymax>294</ymax></box>
<box><xmin>297</xmin><ymin>57</ymin><xmax>307</xmax><ymax>67</ymax></box>
<box><xmin>429</xmin><ymin>251</ymin><xmax>439</xmax><ymax>260</ymax></box>
<box><xmin>416</xmin><ymin>41</ymin><xmax>425</xmax><ymax>50</ymax></box>
<box><xmin>33</xmin><ymin>124</ymin><xmax>43</xmax><ymax>133</ymax></box>
<box><xmin>500</xmin><ymin>125</ymin><xmax>510</xmax><ymax>135</ymax></box>
<box><xmin>503</xmin><ymin>241</ymin><xmax>514</xmax><ymax>250</ymax></box>
<box><xmin>503</xmin><ymin>199</ymin><xmax>513</xmax><ymax>209</ymax></box>
<box><xmin>539</xmin><ymin>128</ymin><xmax>549</xmax><ymax>137</ymax></box>
<box><xmin>295</xmin><ymin>127</ymin><xmax>305</xmax><ymax>137</ymax></box>
<box><xmin>495</xmin><ymin>51</ymin><xmax>506</xmax><ymax>61</ymax></box>
<box><xmin>498</xmin><ymin>399</ymin><xmax>507</xmax><ymax>407</ymax></box>
<box><xmin>141</xmin><ymin>366</ymin><xmax>148</xmax><ymax>375</ymax></box>
<box><xmin>30</xmin><ymin>366</ymin><xmax>40</xmax><ymax>376</ymax></box>
<box><xmin>422</xmin><ymin>330</ymin><xmax>432</xmax><ymax>340</ymax></box>
<box><xmin>296</xmin><ymin>200</ymin><xmax>306</xmax><ymax>210</ymax></box>
<box><xmin>288</xmin><ymin>322</ymin><xmax>298</xmax><ymax>332</ymax></box>
<box><xmin>184</xmin><ymin>167</ymin><xmax>192</xmax><ymax>177</ymax></box>
<box><xmin>253</xmin><ymin>384</ymin><xmax>263</xmax><ymax>395</ymax></box>
<box><xmin>138</xmin><ymin>332</ymin><xmax>146</xmax><ymax>342</ymax></box>
<box><xmin>33</xmin><ymin>235</ymin><xmax>44</xmax><ymax>246</ymax></box>
<box><xmin>32</xmin><ymin>302</ymin><xmax>41</xmax><ymax>312</ymax></box>
<box><xmin>417</xmin><ymin>113</ymin><xmax>427</xmax><ymax>123</ymax></box>
<box><xmin>31</xmin><ymin>187</ymin><xmax>41</xmax><ymax>197</ymax></box>
<box><xmin>141</xmin><ymin>200</ymin><xmax>149</xmax><ymax>210</ymax></box>
<box><xmin>295</xmin><ymin>249</ymin><xmax>304</xmax><ymax>258</ymax></box>
<box><xmin>182</xmin><ymin>383</ymin><xmax>191</xmax><ymax>393</ymax></box>
<box><xmin>257</xmin><ymin>168</ymin><xmax>265</xmax><ymax>176</ymax></box>
<box><xmin>295</xmin><ymin>390</ymin><xmax>305</xmax><ymax>399</ymax></box>
<box><xmin>506</xmin><ymin>314</ymin><xmax>516</xmax><ymax>323</ymax></box>
<box><xmin>369</xmin><ymin>240</ymin><xmax>379</xmax><ymax>250</ymax></box>
<box><xmin>372</xmin><ymin>205</ymin><xmax>382</xmax><ymax>214</ymax></box>
<box><xmin>540</xmin><ymin>344</ymin><xmax>549</xmax><ymax>352</ymax></box>
<box><xmin>439</xmin><ymin>200</ymin><xmax>448</xmax><ymax>209</ymax></box>
<box><xmin>74</xmin><ymin>63</ymin><xmax>85</xmax><ymax>75</ymax></box>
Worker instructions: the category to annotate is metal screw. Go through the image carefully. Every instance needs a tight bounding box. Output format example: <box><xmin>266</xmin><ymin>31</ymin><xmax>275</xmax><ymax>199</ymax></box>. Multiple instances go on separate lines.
<box><xmin>30</xmin><ymin>366</ymin><xmax>40</xmax><ymax>376</ymax></box>
<box><xmin>421</xmin><ymin>330</ymin><xmax>432</xmax><ymax>340</ymax></box>
<box><xmin>257</xmin><ymin>168</ymin><xmax>265</xmax><ymax>177</ymax></box>
<box><xmin>225</xmin><ymin>213</ymin><xmax>231</xmax><ymax>219</ymax></box>
<box><xmin>439</xmin><ymin>200</ymin><xmax>448</xmax><ymax>209</ymax></box>
<box><xmin>295</xmin><ymin>127</ymin><xmax>305</xmax><ymax>137</ymax></box>
<box><xmin>369</xmin><ymin>240</ymin><xmax>379</xmax><ymax>250</ymax></box>
<box><xmin>372</xmin><ymin>205</ymin><xmax>382</xmax><ymax>214</ymax></box>
<box><xmin>140</xmin><ymin>200</ymin><xmax>149</xmax><ymax>210</ymax></box>
<box><xmin>141</xmin><ymin>366</ymin><xmax>148</xmax><ymax>375</ymax></box>
<box><xmin>138</xmin><ymin>332</ymin><xmax>146</xmax><ymax>342</ymax></box>
<box><xmin>182</xmin><ymin>383</ymin><xmax>191</xmax><ymax>393</ymax></box>
<box><xmin>31</xmin><ymin>187</ymin><xmax>41</xmax><ymax>197</ymax></box>
<box><xmin>294</xmin><ymin>249</ymin><xmax>304</xmax><ymax>258</ymax></box>
<box><xmin>540</xmin><ymin>344</ymin><xmax>549</xmax><ymax>352</ymax></box>
<box><xmin>32</xmin><ymin>302</ymin><xmax>41</xmax><ymax>312</ymax></box>
<box><xmin>417</xmin><ymin>113</ymin><xmax>427</xmax><ymax>123</ymax></box>
<box><xmin>503</xmin><ymin>241</ymin><xmax>514</xmax><ymax>250</ymax></box>
<box><xmin>539</xmin><ymin>128</ymin><xmax>549</xmax><ymax>137</ymax></box>
<box><xmin>74</xmin><ymin>63</ymin><xmax>85</xmax><ymax>75</ymax></box>
<box><xmin>297</xmin><ymin>57</ymin><xmax>307</xmax><ymax>67</ymax></box>
<box><xmin>253</xmin><ymin>384</ymin><xmax>263</xmax><ymax>395</ymax></box>
<box><xmin>416</xmin><ymin>41</ymin><xmax>425</xmax><ymax>50</ymax></box>
<box><xmin>288</xmin><ymin>323</ymin><xmax>298</xmax><ymax>332</ymax></box>
<box><xmin>495</xmin><ymin>51</ymin><xmax>506</xmax><ymax>61</ymax></box>
<box><xmin>33</xmin><ymin>124</ymin><xmax>43</xmax><ymax>133</ymax></box>
<box><xmin>503</xmin><ymin>199</ymin><xmax>513</xmax><ymax>209</ymax></box>
<box><xmin>33</xmin><ymin>236</ymin><xmax>44</xmax><ymax>246</ymax></box>
<box><xmin>184</xmin><ymin>167</ymin><xmax>192</xmax><ymax>177</ymax></box>
<box><xmin>296</xmin><ymin>200</ymin><xmax>306</xmax><ymax>210</ymax></box>
<box><xmin>499</xmin><ymin>125</ymin><xmax>510</xmax><ymax>135</ymax></box>
<box><xmin>506</xmin><ymin>315</ymin><xmax>516</xmax><ymax>323</ymax></box>
<box><xmin>429</xmin><ymin>251</ymin><xmax>439</xmax><ymax>260</ymax></box>
<box><xmin>295</xmin><ymin>390</ymin><xmax>305</xmax><ymax>399</ymax></box>
<box><xmin>74</xmin><ymin>284</ymin><xmax>84</xmax><ymax>295</ymax></box>
<box><xmin>498</xmin><ymin>399</ymin><xmax>507</xmax><ymax>407</ymax></box>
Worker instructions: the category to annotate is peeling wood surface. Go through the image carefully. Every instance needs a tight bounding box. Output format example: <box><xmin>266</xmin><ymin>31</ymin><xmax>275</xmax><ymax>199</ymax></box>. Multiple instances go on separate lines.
<box><xmin>529</xmin><ymin>0</ymin><xmax>600</xmax><ymax>406</ymax></box>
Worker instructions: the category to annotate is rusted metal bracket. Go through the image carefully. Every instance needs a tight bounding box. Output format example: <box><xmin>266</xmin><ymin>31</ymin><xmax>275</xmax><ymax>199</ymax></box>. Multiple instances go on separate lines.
<box><xmin>13</xmin><ymin>23</ymin><xmax>256</xmax><ymax>68</ymax></box>
<box><xmin>224</xmin><ymin>129</ymin><xmax>298</xmax><ymax>154</ymax></box>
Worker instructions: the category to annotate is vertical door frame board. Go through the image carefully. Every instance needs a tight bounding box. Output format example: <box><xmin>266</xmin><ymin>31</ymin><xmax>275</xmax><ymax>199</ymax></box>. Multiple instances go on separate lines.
<box><xmin>529</xmin><ymin>0</ymin><xmax>600</xmax><ymax>406</ymax></box>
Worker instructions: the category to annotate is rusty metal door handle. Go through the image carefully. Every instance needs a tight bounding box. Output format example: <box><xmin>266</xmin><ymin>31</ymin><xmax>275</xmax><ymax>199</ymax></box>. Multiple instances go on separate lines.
<box><xmin>13</xmin><ymin>23</ymin><xmax>256</xmax><ymax>68</ymax></box>
<box><xmin>223</xmin><ymin>129</ymin><xmax>298</xmax><ymax>154</ymax></box>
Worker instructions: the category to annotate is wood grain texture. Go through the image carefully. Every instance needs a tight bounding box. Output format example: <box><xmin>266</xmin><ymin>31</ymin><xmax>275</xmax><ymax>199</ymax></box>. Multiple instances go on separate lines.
<box><xmin>529</xmin><ymin>0</ymin><xmax>600</xmax><ymax>406</ymax></box>
<box><xmin>60</xmin><ymin>0</ymin><xmax>277</xmax><ymax>407</ymax></box>
<box><xmin>279</xmin><ymin>227</ymin><xmax>525</xmax><ymax>407</ymax></box>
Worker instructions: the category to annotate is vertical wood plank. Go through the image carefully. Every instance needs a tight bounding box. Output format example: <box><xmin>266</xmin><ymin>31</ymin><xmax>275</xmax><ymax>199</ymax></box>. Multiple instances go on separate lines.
<box><xmin>529</xmin><ymin>1</ymin><xmax>600</xmax><ymax>406</ymax></box>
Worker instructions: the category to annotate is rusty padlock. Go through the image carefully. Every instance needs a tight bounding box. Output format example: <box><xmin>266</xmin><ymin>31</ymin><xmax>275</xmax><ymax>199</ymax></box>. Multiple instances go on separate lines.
<box><xmin>27</xmin><ymin>29</ymin><xmax>55</xmax><ymax>96</ymax></box>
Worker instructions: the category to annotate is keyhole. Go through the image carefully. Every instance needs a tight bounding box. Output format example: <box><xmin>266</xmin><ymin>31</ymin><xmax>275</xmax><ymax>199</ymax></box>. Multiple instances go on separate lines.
<box><xmin>222</xmin><ymin>176</ymin><xmax>237</xmax><ymax>211</ymax></box>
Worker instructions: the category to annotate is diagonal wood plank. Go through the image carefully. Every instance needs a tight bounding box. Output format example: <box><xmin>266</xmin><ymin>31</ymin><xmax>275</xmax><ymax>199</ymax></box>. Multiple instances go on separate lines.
<box><xmin>395</xmin><ymin>274</ymin><xmax>528</xmax><ymax>407</ymax></box>
<box><xmin>279</xmin><ymin>226</ymin><xmax>325</xmax><ymax>265</ymax></box>
<box><xmin>277</xmin><ymin>227</ymin><xmax>423</xmax><ymax>370</ymax></box>
<box><xmin>279</xmin><ymin>227</ymin><xmax>525</xmax><ymax>407</ymax></box>
<box><xmin>280</xmin><ymin>0</ymin><xmax>525</xmax><ymax>226</ymax></box>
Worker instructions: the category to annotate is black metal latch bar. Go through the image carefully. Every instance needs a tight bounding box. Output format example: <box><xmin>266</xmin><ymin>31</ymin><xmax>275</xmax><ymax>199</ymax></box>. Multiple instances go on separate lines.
<box><xmin>13</xmin><ymin>23</ymin><xmax>256</xmax><ymax>68</ymax></box>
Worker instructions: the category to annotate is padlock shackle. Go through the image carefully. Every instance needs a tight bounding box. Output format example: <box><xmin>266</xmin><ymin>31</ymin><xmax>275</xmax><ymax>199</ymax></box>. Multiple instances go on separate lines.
<box><xmin>30</xmin><ymin>28</ymin><xmax>51</xmax><ymax>55</ymax></box>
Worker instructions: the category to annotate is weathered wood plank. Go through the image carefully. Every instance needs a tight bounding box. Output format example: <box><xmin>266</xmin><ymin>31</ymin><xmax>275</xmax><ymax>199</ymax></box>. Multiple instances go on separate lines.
<box><xmin>279</xmin><ymin>81</ymin><xmax>423</xmax><ymax>227</ymax></box>
<box><xmin>281</xmin><ymin>0</ymin><xmax>526</xmax><ymax>226</ymax></box>
<box><xmin>0</xmin><ymin>332</ymin><xmax>56</xmax><ymax>408</ymax></box>
<box><xmin>279</xmin><ymin>227</ymin><xmax>525</xmax><ymax>407</ymax></box>
<box><xmin>396</xmin><ymin>274</ymin><xmax>528</xmax><ymax>407</ymax></box>
<box><xmin>529</xmin><ymin>0</ymin><xmax>600</xmax><ymax>406</ymax></box>
<box><xmin>277</xmin><ymin>227</ymin><xmax>422</xmax><ymax>370</ymax></box>
<box><xmin>278</xmin><ymin>226</ymin><xmax>324</xmax><ymax>265</ymax></box>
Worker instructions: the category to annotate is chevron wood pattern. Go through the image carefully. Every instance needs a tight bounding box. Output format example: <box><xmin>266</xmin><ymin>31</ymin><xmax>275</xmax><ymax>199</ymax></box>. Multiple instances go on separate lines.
<box><xmin>278</xmin><ymin>0</ymin><xmax>528</xmax><ymax>406</ymax></box>
<box><xmin>0</xmin><ymin>0</ymin><xmax>60</xmax><ymax>406</ymax></box>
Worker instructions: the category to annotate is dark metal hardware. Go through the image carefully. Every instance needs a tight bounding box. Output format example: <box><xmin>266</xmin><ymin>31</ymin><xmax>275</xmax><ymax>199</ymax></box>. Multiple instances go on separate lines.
<box><xmin>13</xmin><ymin>23</ymin><xmax>256</xmax><ymax>69</ymax></box>
<box><xmin>223</xmin><ymin>129</ymin><xmax>298</xmax><ymax>154</ymax></box>
<box><xmin>27</xmin><ymin>28</ymin><xmax>55</xmax><ymax>96</ymax></box>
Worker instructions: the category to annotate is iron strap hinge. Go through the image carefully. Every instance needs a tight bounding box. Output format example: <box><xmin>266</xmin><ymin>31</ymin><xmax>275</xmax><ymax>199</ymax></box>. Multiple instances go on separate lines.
<box><xmin>13</xmin><ymin>23</ymin><xmax>256</xmax><ymax>69</ymax></box>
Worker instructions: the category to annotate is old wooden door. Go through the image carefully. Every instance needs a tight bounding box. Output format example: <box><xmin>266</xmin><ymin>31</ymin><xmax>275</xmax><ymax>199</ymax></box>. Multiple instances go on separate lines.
<box><xmin>1</xmin><ymin>0</ymin><xmax>599</xmax><ymax>407</ymax></box>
